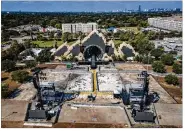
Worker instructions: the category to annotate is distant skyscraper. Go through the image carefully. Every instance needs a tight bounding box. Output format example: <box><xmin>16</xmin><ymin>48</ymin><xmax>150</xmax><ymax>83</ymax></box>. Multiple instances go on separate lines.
<box><xmin>138</xmin><ymin>5</ymin><xmax>141</xmax><ymax>12</ymax></box>
<box><xmin>175</xmin><ymin>8</ymin><xmax>181</xmax><ymax>12</ymax></box>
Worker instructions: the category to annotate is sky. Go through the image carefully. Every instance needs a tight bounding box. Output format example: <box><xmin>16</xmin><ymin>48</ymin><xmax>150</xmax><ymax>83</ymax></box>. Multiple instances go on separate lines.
<box><xmin>1</xmin><ymin>1</ymin><xmax>182</xmax><ymax>12</ymax></box>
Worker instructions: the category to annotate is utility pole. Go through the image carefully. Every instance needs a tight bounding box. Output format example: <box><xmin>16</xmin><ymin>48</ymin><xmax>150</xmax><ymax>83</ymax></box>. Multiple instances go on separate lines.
<box><xmin>147</xmin><ymin>51</ymin><xmax>151</xmax><ymax>72</ymax></box>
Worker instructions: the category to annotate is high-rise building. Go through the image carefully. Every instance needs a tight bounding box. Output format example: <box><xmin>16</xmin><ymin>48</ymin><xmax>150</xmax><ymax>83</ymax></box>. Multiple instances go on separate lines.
<box><xmin>62</xmin><ymin>23</ymin><xmax>98</xmax><ymax>33</ymax></box>
<box><xmin>138</xmin><ymin>5</ymin><xmax>141</xmax><ymax>12</ymax></box>
<box><xmin>174</xmin><ymin>8</ymin><xmax>181</xmax><ymax>12</ymax></box>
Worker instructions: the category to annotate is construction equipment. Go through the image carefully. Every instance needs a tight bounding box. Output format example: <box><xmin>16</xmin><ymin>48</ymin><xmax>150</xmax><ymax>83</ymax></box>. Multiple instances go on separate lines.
<box><xmin>123</xmin><ymin>71</ymin><xmax>156</xmax><ymax>123</ymax></box>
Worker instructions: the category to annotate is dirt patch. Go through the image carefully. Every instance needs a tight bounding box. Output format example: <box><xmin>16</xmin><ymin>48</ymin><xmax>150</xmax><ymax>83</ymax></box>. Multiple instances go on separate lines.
<box><xmin>54</xmin><ymin>122</ymin><xmax>128</xmax><ymax>128</ymax></box>
<box><xmin>9</xmin><ymin>83</ymin><xmax>37</xmax><ymax>101</ymax></box>
<box><xmin>1</xmin><ymin>121</ymin><xmax>24</xmax><ymax>128</ymax></box>
<box><xmin>153</xmin><ymin>76</ymin><xmax>182</xmax><ymax>104</ymax></box>
<box><xmin>132</xmin><ymin>124</ymin><xmax>159</xmax><ymax>128</ymax></box>
<box><xmin>1</xmin><ymin>72</ymin><xmax>21</xmax><ymax>91</ymax></box>
<box><xmin>165</xmin><ymin>66</ymin><xmax>173</xmax><ymax>73</ymax></box>
<box><xmin>143</xmin><ymin>65</ymin><xmax>173</xmax><ymax>73</ymax></box>
<box><xmin>36</xmin><ymin>64</ymin><xmax>65</xmax><ymax>69</ymax></box>
<box><xmin>143</xmin><ymin>65</ymin><xmax>153</xmax><ymax>71</ymax></box>
<box><xmin>115</xmin><ymin>63</ymin><xmax>146</xmax><ymax>70</ymax></box>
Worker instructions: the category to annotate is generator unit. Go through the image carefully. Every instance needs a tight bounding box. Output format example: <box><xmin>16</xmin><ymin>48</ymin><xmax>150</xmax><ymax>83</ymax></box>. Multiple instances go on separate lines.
<box><xmin>122</xmin><ymin>71</ymin><xmax>149</xmax><ymax>105</ymax></box>
<box><xmin>122</xmin><ymin>71</ymin><xmax>155</xmax><ymax>123</ymax></box>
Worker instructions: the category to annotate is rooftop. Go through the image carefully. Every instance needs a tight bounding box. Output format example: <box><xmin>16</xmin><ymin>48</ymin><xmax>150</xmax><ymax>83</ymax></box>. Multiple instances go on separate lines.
<box><xmin>151</xmin><ymin>16</ymin><xmax>182</xmax><ymax>22</ymax></box>
<box><xmin>39</xmin><ymin>68</ymin><xmax>92</xmax><ymax>92</ymax></box>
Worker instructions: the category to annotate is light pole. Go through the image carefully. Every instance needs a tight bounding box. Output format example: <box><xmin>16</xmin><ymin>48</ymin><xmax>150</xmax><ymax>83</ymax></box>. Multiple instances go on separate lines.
<box><xmin>147</xmin><ymin>51</ymin><xmax>151</xmax><ymax>72</ymax></box>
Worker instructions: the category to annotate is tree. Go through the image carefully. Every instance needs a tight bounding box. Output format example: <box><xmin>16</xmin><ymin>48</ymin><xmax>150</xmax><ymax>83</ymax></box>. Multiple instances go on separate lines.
<box><xmin>2</xmin><ymin>40</ymin><xmax>24</xmax><ymax>61</ymax></box>
<box><xmin>49</xmin><ymin>32</ymin><xmax>54</xmax><ymax>40</ymax></box>
<box><xmin>36</xmin><ymin>49</ymin><xmax>53</xmax><ymax>63</ymax></box>
<box><xmin>128</xmin><ymin>33</ymin><xmax>154</xmax><ymax>55</ymax></box>
<box><xmin>37</xmin><ymin>34</ymin><xmax>43</xmax><ymax>41</ymax></box>
<box><xmin>1</xmin><ymin>11</ymin><xmax>173</xmax><ymax>30</ymax></box>
<box><xmin>113</xmin><ymin>32</ymin><xmax>120</xmax><ymax>38</ymax></box>
<box><xmin>8</xmin><ymin>40</ymin><xmax>25</xmax><ymax>61</ymax></box>
<box><xmin>25</xmin><ymin>61</ymin><xmax>37</xmax><ymax>68</ymax></box>
<box><xmin>23</xmin><ymin>39</ymin><xmax>32</xmax><ymax>49</ymax></box>
<box><xmin>139</xmin><ymin>20</ymin><xmax>148</xmax><ymax>27</ymax></box>
<box><xmin>165</xmin><ymin>74</ymin><xmax>179</xmax><ymax>85</ymax></box>
<box><xmin>152</xmin><ymin>61</ymin><xmax>166</xmax><ymax>73</ymax></box>
<box><xmin>150</xmin><ymin>48</ymin><xmax>164</xmax><ymax>60</ymax></box>
<box><xmin>147</xmin><ymin>31</ymin><xmax>157</xmax><ymax>40</ymax></box>
<box><xmin>11</xmin><ymin>70</ymin><xmax>29</xmax><ymax>83</ymax></box>
<box><xmin>61</xmin><ymin>55</ymin><xmax>67</xmax><ymax>61</ymax></box>
<box><xmin>136</xmin><ymin>38</ymin><xmax>155</xmax><ymax>55</ymax></box>
<box><xmin>117</xmin><ymin>55</ymin><xmax>124</xmax><ymax>61</ymax></box>
<box><xmin>169</xmin><ymin>51</ymin><xmax>177</xmax><ymax>55</ymax></box>
<box><xmin>74</xmin><ymin>33</ymin><xmax>79</xmax><ymax>39</ymax></box>
<box><xmin>1</xmin><ymin>30</ymin><xmax>10</xmax><ymax>41</ymax></box>
<box><xmin>54</xmin><ymin>32</ymin><xmax>62</xmax><ymax>40</ymax></box>
<box><xmin>55</xmin><ymin>23</ymin><xmax>61</xmax><ymax>29</ymax></box>
<box><xmin>50</xmin><ymin>19</ymin><xmax>57</xmax><ymax>27</ymax></box>
<box><xmin>179</xmin><ymin>55</ymin><xmax>182</xmax><ymax>60</ymax></box>
<box><xmin>2</xmin><ymin>59</ymin><xmax>16</xmax><ymax>71</ymax></box>
<box><xmin>123</xmin><ymin>54</ymin><xmax>128</xmax><ymax>61</ymax></box>
<box><xmin>142</xmin><ymin>56</ymin><xmax>153</xmax><ymax>64</ymax></box>
<box><xmin>41</xmin><ymin>20</ymin><xmax>47</xmax><ymax>28</ymax></box>
<box><xmin>1</xmin><ymin>83</ymin><xmax>9</xmax><ymax>98</ymax></box>
<box><xmin>62</xmin><ymin>32</ymin><xmax>72</xmax><ymax>42</ymax></box>
<box><xmin>161</xmin><ymin>54</ymin><xmax>174</xmax><ymax>66</ymax></box>
<box><xmin>172</xmin><ymin>63</ymin><xmax>182</xmax><ymax>74</ymax></box>
<box><xmin>119</xmin><ymin>32</ymin><xmax>130</xmax><ymax>41</ymax></box>
<box><xmin>137</xmin><ymin>26</ymin><xmax>141</xmax><ymax>31</ymax></box>
<box><xmin>134</xmin><ymin>55</ymin><xmax>143</xmax><ymax>63</ymax></box>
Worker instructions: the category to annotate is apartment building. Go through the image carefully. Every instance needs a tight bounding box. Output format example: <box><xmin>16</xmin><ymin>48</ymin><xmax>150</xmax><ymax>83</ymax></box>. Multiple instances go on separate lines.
<box><xmin>148</xmin><ymin>16</ymin><xmax>182</xmax><ymax>32</ymax></box>
<box><xmin>62</xmin><ymin>23</ymin><xmax>98</xmax><ymax>33</ymax></box>
<box><xmin>151</xmin><ymin>37</ymin><xmax>182</xmax><ymax>55</ymax></box>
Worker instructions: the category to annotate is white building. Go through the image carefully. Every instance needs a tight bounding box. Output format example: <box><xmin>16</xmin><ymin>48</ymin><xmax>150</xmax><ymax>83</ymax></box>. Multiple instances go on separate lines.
<box><xmin>62</xmin><ymin>23</ymin><xmax>98</xmax><ymax>33</ymax></box>
<box><xmin>151</xmin><ymin>37</ymin><xmax>182</xmax><ymax>55</ymax></box>
<box><xmin>148</xmin><ymin>16</ymin><xmax>182</xmax><ymax>32</ymax></box>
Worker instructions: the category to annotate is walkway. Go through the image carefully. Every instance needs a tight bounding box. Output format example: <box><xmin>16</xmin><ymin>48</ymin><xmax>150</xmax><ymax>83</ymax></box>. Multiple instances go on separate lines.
<box><xmin>91</xmin><ymin>69</ymin><xmax>98</xmax><ymax>95</ymax></box>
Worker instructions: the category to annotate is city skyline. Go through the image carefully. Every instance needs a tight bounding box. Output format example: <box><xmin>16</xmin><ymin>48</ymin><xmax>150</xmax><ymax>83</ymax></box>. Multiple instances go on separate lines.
<box><xmin>1</xmin><ymin>1</ymin><xmax>182</xmax><ymax>12</ymax></box>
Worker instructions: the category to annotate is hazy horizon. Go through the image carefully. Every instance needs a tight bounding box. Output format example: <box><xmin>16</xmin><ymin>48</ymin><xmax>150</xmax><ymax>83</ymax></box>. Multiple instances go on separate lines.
<box><xmin>1</xmin><ymin>1</ymin><xmax>182</xmax><ymax>12</ymax></box>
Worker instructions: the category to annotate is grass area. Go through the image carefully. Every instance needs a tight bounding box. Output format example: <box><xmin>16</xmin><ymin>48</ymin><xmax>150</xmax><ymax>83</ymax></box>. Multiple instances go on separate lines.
<box><xmin>113</xmin><ymin>40</ymin><xmax>124</xmax><ymax>48</ymax></box>
<box><xmin>67</xmin><ymin>40</ymin><xmax>77</xmax><ymax>45</ymax></box>
<box><xmin>1</xmin><ymin>41</ymin><xmax>10</xmax><ymax>45</ymax></box>
<box><xmin>113</xmin><ymin>40</ymin><xmax>128</xmax><ymax>49</ymax></box>
<box><xmin>31</xmin><ymin>40</ymin><xmax>64</xmax><ymax>47</ymax></box>
<box><xmin>120</xmin><ymin>27</ymin><xmax>140</xmax><ymax>34</ymax></box>
<box><xmin>113</xmin><ymin>40</ymin><xmax>123</xmax><ymax>45</ymax></box>
<box><xmin>31</xmin><ymin>40</ymin><xmax>76</xmax><ymax>47</ymax></box>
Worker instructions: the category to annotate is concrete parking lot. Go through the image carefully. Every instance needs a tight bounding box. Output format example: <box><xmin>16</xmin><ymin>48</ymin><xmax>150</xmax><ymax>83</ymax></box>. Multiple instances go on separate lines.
<box><xmin>154</xmin><ymin>103</ymin><xmax>182</xmax><ymax>127</ymax></box>
<box><xmin>58</xmin><ymin>103</ymin><xmax>130</xmax><ymax>127</ymax></box>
